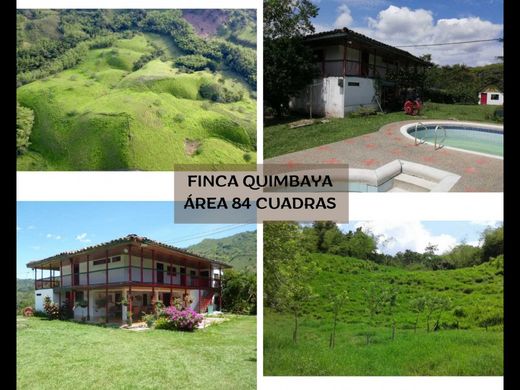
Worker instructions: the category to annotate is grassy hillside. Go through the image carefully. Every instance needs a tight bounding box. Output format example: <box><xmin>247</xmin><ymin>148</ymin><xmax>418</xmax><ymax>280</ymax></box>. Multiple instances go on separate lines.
<box><xmin>17</xmin><ymin>33</ymin><xmax>256</xmax><ymax>170</ymax></box>
<box><xmin>18</xmin><ymin>315</ymin><xmax>256</xmax><ymax>389</ymax></box>
<box><xmin>186</xmin><ymin>231</ymin><xmax>256</xmax><ymax>272</ymax></box>
<box><xmin>264</xmin><ymin>253</ymin><xmax>503</xmax><ymax>375</ymax></box>
<box><xmin>17</xmin><ymin>10</ymin><xmax>257</xmax><ymax>171</ymax></box>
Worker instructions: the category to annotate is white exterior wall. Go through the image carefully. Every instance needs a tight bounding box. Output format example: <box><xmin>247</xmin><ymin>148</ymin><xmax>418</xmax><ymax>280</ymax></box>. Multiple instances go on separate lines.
<box><xmin>62</xmin><ymin>253</ymin><xmax>208</xmax><ymax>286</ymax></box>
<box><xmin>34</xmin><ymin>288</ymin><xmax>58</xmax><ymax>311</ymax></box>
<box><xmin>344</xmin><ymin>77</ymin><xmax>378</xmax><ymax>113</ymax></box>
<box><xmin>479</xmin><ymin>92</ymin><xmax>503</xmax><ymax>105</ymax></box>
<box><xmin>289</xmin><ymin>77</ymin><xmax>345</xmax><ymax>118</ymax></box>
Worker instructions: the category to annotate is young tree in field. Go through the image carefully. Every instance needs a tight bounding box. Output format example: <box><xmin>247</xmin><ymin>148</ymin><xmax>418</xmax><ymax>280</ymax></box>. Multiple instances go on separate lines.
<box><xmin>264</xmin><ymin>222</ymin><xmax>316</xmax><ymax>343</ymax></box>
<box><xmin>363</xmin><ymin>284</ymin><xmax>386</xmax><ymax>344</ymax></box>
<box><xmin>480</xmin><ymin>225</ymin><xmax>504</xmax><ymax>262</ymax></box>
<box><xmin>264</xmin><ymin>0</ymin><xmax>319</xmax><ymax>116</ymax></box>
<box><xmin>432</xmin><ymin>296</ymin><xmax>451</xmax><ymax>331</ymax></box>
<box><xmin>329</xmin><ymin>290</ymin><xmax>349</xmax><ymax>349</ymax></box>
<box><xmin>410</xmin><ymin>296</ymin><xmax>426</xmax><ymax>333</ymax></box>
<box><xmin>383</xmin><ymin>287</ymin><xmax>399</xmax><ymax>340</ymax></box>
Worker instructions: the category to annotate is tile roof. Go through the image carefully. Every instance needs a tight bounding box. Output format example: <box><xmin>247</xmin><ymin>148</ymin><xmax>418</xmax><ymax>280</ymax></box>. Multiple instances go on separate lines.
<box><xmin>26</xmin><ymin>234</ymin><xmax>232</xmax><ymax>268</ymax></box>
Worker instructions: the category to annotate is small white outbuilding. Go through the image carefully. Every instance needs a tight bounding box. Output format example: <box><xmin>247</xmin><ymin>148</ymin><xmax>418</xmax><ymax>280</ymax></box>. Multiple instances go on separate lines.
<box><xmin>478</xmin><ymin>87</ymin><xmax>503</xmax><ymax>106</ymax></box>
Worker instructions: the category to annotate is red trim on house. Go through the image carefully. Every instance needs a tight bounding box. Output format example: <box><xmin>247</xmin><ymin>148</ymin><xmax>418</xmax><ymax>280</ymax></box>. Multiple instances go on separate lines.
<box><xmin>140</xmin><ymin>248</ymin><xmax>143</xmax><ymax>283</ymax></box>
<box><xmin>152</xmin><ymin>249</ymin><xmax>155</xmax><ymax>298</ymax></box>
<box><xmin>87</xmin><ymin>254</ymin><xmax>90</xmax><ymax>320</ymax></box>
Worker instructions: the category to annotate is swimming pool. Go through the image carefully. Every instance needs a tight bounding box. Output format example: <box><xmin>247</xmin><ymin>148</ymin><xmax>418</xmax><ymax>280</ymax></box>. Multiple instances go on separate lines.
<box><xmin>402</xmin><ymin>122</ymin><xmax>503</xmax><ymax>158</ymax></box>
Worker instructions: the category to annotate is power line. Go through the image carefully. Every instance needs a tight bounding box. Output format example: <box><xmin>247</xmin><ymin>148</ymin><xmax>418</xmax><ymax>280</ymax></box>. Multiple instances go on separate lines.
<box><xmin>396</xmin><ymin>38</ymin><xmax>502</xmax><ymax>48</ymax></box>
<box><xmin>169</xmin><ymin>224</ymin><xmax>251</xmax><ymax>246</ymax></box>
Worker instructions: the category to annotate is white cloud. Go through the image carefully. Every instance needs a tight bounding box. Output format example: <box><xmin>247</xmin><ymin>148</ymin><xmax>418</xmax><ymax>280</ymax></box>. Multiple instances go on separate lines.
<box><xmin>334</xmin><ymin>4</ymin><xmax>354</xmax><ymax>28</ymax></box>
<box><xmin>27</xmin><ymin>225</ymin><xmax>36</xmax><ymax>230</ymax></box>
<box><xmin>356</xmin><ymin>5</ymin><xmax>503</xmax><ymax>65</ymax></box>
<box><xmin>76</xmin><ymin>233</ymin><xmax>91</xmax><ymax>243</ymax></box>
<box><xmin>348</xmin><ymin>221</ymin><xmax>458</xmax><ymax>255</ymax></box>
<box><xmin>46</xmin><ymin>233</ymin><xmax>62</xmax><ymax>240</ymax></box>
<box><xmin>313</xmin><ymin>23</ymin><xmax>333</xmax><ymax>33</ymax></box>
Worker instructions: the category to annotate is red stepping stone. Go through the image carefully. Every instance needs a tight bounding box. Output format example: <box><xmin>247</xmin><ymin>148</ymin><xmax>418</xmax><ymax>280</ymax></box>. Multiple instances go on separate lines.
<box><xmin>464</xmin><ymin>167</ymin><xmax>477</xmax><ymax>174</ymax></box>
<box><xmin>422</xmin><ymin>156</ymin><xmax>436</xmax><ymax>163</ymax></box>
<box><xmin>344</xmin><ymin>139</ymin><xmax>356</xmax><ymax>144</ymax></box>
<box><xmin>317</xmin><ymin>145</ymin><xmax>333</xmax><ymax>151</ymax></box>
<box><xmin>323</xmin><ymin>158</ymin><xmax>340</xmax><ymax>164</ymax></box>
<box><xmin>362</xmin><ymin>159</ymin><xmax>378</xmax><ymax>167</ymax></box>
<box><xmin>286</xmin><ymin>160</ymin><xmax>298</xmax><ymax>168</ymax></box>
<box><xmin>475</xmin><ymin>158</ymin><xmax>488</xmax><ymax>165</ymax></box>
<box><xmin>365</xmin><ymin>143</ymin><xmax>377</xmax><ymax>149</ymax></box>
<box><xmin>391</xmin><ymin>149</ymin><xmax>403</xmax><ymax>155</ymax></box>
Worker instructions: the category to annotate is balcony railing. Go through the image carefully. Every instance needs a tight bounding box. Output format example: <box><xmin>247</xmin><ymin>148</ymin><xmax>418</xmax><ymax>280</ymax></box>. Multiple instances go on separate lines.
<box><xmin>55</xmin><ymin>266</ymin><xmax>221</xmax><ymax>289</ymax></box>
<box><xmin>35</xmin><ymin>278</ymin><xmax>60</xmax><ymax>289</ymax></box>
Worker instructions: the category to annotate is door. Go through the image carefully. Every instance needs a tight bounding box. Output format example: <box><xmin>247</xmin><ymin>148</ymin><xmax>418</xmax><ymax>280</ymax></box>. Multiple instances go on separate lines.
<box><xmin>480</xmin><ymin>92</ymin><xmax>487</xmax><ymax>105</ymax></box>
<box><xmin>180</xmin><ymin>267</ymin><xmax>186</xmax><ymax>285</ymax></box>
<box><xmin>163</xmin><ymin>292</ymin><xmax>171</xmax><ymax>306</ymax></box>
<box><xmin>156</xmin><ymin>263</ymin><xmax>164</xmax><ymax>284</ymax></box>
<box><xmin>200</xmin><ymin>270</ymin><xmax>209</xmax><ymax>287</ymax></box>
<box><xmin>190</xmin><ymin>270</ymin><xmax>197</xmax><ymax>287</ymax></box>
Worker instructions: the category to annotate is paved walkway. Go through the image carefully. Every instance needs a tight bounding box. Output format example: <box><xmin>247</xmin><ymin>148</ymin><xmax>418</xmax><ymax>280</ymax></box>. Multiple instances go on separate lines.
<box><xmin>265</xmin><ymin>120</ymin><xmax>503</xmax><ymax>192</ymax></box>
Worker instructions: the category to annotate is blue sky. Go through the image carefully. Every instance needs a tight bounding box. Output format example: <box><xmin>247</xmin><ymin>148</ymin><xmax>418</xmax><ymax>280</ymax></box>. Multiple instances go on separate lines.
<box><xmin>310</xmin><ymin>0</ymin><xmax>503</xmax><ymax>65</ymax></box>
<box><xmin>16</xmin><ymin>202</ymin><xmax>256</xmax><ymax>279</ymax></box>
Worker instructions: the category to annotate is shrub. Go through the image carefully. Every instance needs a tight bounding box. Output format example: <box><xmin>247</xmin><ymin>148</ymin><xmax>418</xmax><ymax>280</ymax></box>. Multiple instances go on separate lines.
<box><xmin>154</xmin><ymin>317</ymin><xmax>176</xmax><ymax>330</ymax></box>
<box><xmin>43</xmin><ymin>296</ymin><xmax>60</xmax><ymax>320</ymax></box>
<box><xmin>32</xmin><ymin>310</ymin><xmax>48</xmax><ymax>318</ymax></box>
<box><xmin>174</xmin><ymin>55</ymin><xmax>215</xmax><ymax>72</ymax></box>
<box><xmin>22</xmin><ymin>307</ymin><xmax>34</xmax><ymax>317</ymax></box>
<box><xmin>243</xmin><ymin>152</ymin><xmax>252</xmax><ymax>162</ymax></box>
<box><xmin>142</xmin><ymin>313</ymin><xmax>156</xmax><ymax>328</ymax></box>
<box><xmin>16</xmin><ymin>102</ymin><xmax>34</xmax><ymax>155</ymax></box>
<box><xmin>173</xmin><ymin>113</ymin><xmax>185</xmax><ymax>123</ymax></box>
<box><xmin>162</xmin><ymin>306</ymin><xmax>203</xmax><ymax>331</ymax></box>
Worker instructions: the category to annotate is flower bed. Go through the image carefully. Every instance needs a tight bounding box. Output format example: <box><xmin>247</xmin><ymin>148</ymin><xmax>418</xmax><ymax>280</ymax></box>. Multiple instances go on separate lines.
<box><xmin>154</xmin><ymin>306</ymin><xmax>203</xmax><ymax>331</ymax></box>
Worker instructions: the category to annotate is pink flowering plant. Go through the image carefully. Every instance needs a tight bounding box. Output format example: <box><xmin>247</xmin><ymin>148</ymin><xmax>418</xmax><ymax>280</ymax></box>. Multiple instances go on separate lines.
<box><xmin>159</xmin><ymin>306</ymin><xmax>204</xmax><ymax>331</ymax></box>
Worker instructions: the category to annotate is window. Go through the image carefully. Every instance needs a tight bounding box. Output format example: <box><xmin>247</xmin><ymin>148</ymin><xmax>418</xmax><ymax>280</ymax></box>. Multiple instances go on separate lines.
<box><xmin>142</xmin><ymin>294</ymin><xmax>148</xmax><ymax>306</ymax></box>
<box><xmin>347</xmin><ymin>82</ymin><xmax>360</xmax><ymax>86</ymax></box>
<box><xmin>190</xmin><ymin>270</ymin><xmax>196</xmax><ymax>277</ymax></box>
<box><xmin>111</xmin><ymin>256</ymin><xmax>121</xmax><ymax>263</ymax></box>
<box><xmin>36</xmin><ymin>293</ymin><xmax>41</xmax><ymax>296</ymax></box>
<box><xmin>167</xmin><ymin>266</ymin><xmax>177</xmax><ymax>276</ymax></box>
<box><xmin>93</xmin><ymin>259</ymin><xmax>107</xmax><ymax>266</ymax></box>
<box><xmin>490</xmin><ymin>94</ymin><xmax>500</xmax><ymax>100</ymax></box>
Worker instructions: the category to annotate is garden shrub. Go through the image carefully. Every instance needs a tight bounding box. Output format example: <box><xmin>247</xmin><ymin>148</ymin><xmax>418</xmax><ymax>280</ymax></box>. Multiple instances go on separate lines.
<box><xmin>22</xmin><ymin>307</ymin><xmax>34</xmax><ymax>317</ymax></box>
<box><xmin>160</xmin><ymin>306</ymin><xmax>203</xmax><ymax>331</ymax></box>
<box><xmin>43</xmin><ymin>296</ymin><xmax>60</xmax><ymax>320</ymax></box>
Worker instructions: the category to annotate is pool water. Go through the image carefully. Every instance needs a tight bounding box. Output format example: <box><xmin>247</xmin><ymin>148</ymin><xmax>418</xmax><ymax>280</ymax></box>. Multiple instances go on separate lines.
<box><xmin>409</xmin><ymin>125</ymin><xmax>503</xmax><ymax>157</ymax></box>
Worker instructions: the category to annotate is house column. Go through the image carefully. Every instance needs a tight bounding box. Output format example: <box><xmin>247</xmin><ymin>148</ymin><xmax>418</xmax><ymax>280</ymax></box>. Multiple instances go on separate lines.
<box><xmin>105</xmin><ymin>250</ymin><xmax>109</xmax><ymax>324</ymax></box>
<box><xmin>198</xmin><ymin>262</ymin><xmax>201</xmax><ymax>313</ymax></box>
<box><xmin>373</xmin><ymin>49</ymin><xmax>377</xmax><ymax>77</ymax></box>
<box><xmin>70</xmin><ymin>258</ymin><xmax>74</xmax><ymax>306</ymax></box>
<box><xmin>343</xmin><ymin>43</ymin><xmax>347</xmax><ymax>76</ymax></box>
<box><xmin>140</xmin><ymin>248</ymin><xmax>143</xmax><ymax>283</ymax></box>
<box><xmin>128</xmin><ymin>245</ymin><xmax>132</xmax><ymax>322</ymax></box>
<box><xmin>59</xmin><ymin>260</ymin><xmax>63</xmax><ymax>305</ymax></box>
<box><xmin>34</xmin><ymin>268</ymin><xmax>37</xmax><ymax>290</ymax></box>
<box><xmin>86</xmin><ymin>254</ymin><xmax>90</xmax><ymax>321</ymax></box>
<box><xmin>151</xmin><ymin>250</ymin><xmax>155</xmax><ymax>298</ymax></box>
<box><xmin>219</xmin><ymin>266</ymin><xmax>222</xmax><ymax>311</ymax></box>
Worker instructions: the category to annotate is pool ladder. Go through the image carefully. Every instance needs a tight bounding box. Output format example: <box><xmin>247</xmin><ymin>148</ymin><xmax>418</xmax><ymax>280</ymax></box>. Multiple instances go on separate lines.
<box><xmin>434</xmin><ymin>125</ymin><xmax>446</xmax><ymax>150</ymax></box>
<box><xmin>414</xmin><ymin>122</ymin><xmax>446</xmax><ymax>150</ymax></box>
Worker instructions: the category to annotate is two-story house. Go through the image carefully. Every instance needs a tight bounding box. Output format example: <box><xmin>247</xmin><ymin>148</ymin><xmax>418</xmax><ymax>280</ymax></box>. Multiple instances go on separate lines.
<box><xmin>290</xmin><ymin>27</ymin><xmax>429</xmax><ymax>118</ymax></box>
<box><xmin>27</xmin><ymin>234</ymin><xmax>231</xmax><ymax>323</ymax></box>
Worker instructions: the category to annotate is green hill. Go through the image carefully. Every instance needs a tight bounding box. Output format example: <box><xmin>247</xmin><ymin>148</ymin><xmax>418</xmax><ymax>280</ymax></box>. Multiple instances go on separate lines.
<box><xmin>17</xmin><ymin>279</ymin><xmax>35</xmax><ymax>312</ymax></box>
<box><xmin>264</xmin><ymin>253</ymin><xmax>503</xmax><ymax>375</ymax></box>
<box><xmin>186</xmin><ymin>231</ymin><xmax>256</xmax><ymax>272</ymax></box>
<box><xmin>17</xmin><ymin>10</ymin><xmax>256</xmax><ymax>171</ymax></box>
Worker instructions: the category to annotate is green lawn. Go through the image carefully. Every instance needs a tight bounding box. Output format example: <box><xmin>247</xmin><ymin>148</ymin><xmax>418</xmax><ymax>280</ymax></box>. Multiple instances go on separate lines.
<box><xmin>264</xmin><ymin>103</ymin><xmax>499</xmax><ymax>158</ymax></box>
<box><xmin>17</xmin><ymin>315</ymin><xmax>256</xmax><ymax>389</ymax></box>
<box><xmin>264</xmin><ymin>311</ymin><xmax>502</xmax><ymax>376</ymax></box>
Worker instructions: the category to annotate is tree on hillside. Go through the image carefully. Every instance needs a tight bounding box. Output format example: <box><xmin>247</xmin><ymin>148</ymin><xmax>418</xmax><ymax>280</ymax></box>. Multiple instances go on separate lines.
<box><xmin>441</xmin><ymin>243</ymin><xmax>482</xmax><ymax>268</ymax></box>
<box><xmin>480</xmin><ymin>225</ymin><xmax>503</xmax><ymax>263</ymax></box>
<box><xmin>221</xmin><ymin>269</ymin><xmax>256</xmax><ymax>314</ymax></box>
<box><xmin>312</xmin><ymin>221</ymin><xmax>339</xmax><ymax>253</ymax></box>
<box><xmin>264</xmin><ymin>222</ymin><xmax>316</xmax><ymax>343</ymax></box>
<box><xmin>17</xmin><ymin>102</ymin><xmax>34</xmax><ymax>155</ymax></box>
<box><xmin>363</xmin><ymin>284</ymin><xmax>386</xmax><ymax>344</ymax></box>
<box><xmin>383</xmin><ymin>287</ymin><xmax>399</xmax><ymax>340</ymax></box>
<box><xmin>264</xmin><ymin>0</ymin><xmax>319</xmax><ymax>116</ymax></box>
<box><xmin>424</xmin><ymin>295</ymin><xmax>451</xmax><ymax>332</ymax></box>
<box><xmin>329</xmin><ymin>290</ymin><xmax>349</xmax><ymax>349</ymax></box>
<box><xmin>410</xmin><ymin>296</ymin><xmax>426</xmax><ymax>333</ymax></box>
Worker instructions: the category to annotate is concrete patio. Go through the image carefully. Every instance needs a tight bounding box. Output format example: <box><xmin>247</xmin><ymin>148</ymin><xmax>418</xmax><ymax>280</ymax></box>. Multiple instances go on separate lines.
<box><xmin>265</xmin><ymin>120</ymin><xmax>503</xmax><ymax>192</ymax></box>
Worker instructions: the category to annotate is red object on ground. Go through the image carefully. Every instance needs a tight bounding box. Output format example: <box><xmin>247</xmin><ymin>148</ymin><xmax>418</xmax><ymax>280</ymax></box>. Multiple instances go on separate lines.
<box><xmin>404</xmin><ymin>99</ymin><xmax>422</xmax><ymax>116</ymax></box>
<box><xmin>480</xmin><ymin>92</ymin><xmax>487</xmax><ymax>105</ymax></box>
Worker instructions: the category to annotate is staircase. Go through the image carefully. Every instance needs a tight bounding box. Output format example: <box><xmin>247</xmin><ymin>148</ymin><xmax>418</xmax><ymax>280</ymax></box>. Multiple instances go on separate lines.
<box><xmin>390</xmin><ymin>173</ymin><xmax>436</xmax><ymax>192</ymax></box>
<box><xmin>199</xmin><ymin>296</ymin><xmax>214</xmax><ymax>313</ymax></box>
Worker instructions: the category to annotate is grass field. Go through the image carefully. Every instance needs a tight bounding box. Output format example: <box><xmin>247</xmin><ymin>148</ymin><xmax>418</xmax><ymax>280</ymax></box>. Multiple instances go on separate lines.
<box><xmin>17</xmin><ymin>33</ymin><xmax>256</xmax><ymax>171</ymax></box>
<box><xmin>17</xmin><ymin>315</ymin><xmax>256</xmax><ymax>389</ymax></box>
<box><xmin>264</xmin><ymin>253</ymin><xmax>503</xmax><ymax>376</ymax></box>
<box><xmin>264</xmin><ymin>103</ymin><xmax>498</xmax><ymax>158</ymax></box>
